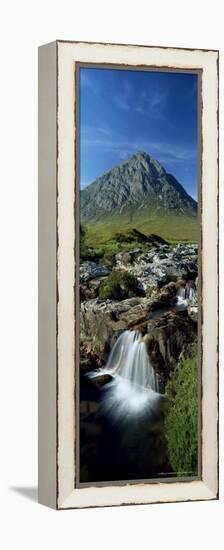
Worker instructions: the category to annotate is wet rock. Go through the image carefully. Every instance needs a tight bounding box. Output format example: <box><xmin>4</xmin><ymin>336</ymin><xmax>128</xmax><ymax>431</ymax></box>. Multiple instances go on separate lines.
<box><xmin>80</xmin><ymin>261</ymin><xmax>111</xmax><ymax>283</ymax></box>
<box><xmin>114</xmin><ymin>244</ymin><xmax>198</xmax><ymax>295</ymax></box>
<box><xmin>80</xmin><ymin>349</ymin><xmax>104</xmax><ymax>372</ymax></box>
<box><xmin>89</xmin><ymin>373</ymin><xmax>113</xmax><ymax>388</ymax></box>
<box><xmin>173</xmin><ymin>243</ymin><xmax>198</xmax><ymax>257</ymax></box>
<box><xmin>80</xmin><ymin>277</ymin><xmax>105</xmax><ymax>301</ymax></box>
<box><xmin>80</xmin><ymin>297</ymin><xmax>151</xmax><ymax>360</ymax></box>
<box><xmin>187</xmin><ymin>306</ymin><xmax>198</xmax><ymax>322</ymax></box>
<box><xmin>145</xmin><ymin>310</ymin><xmax>198</xmax><ymax>390</ymax></box>
<box><xmin>115</xmin><ymin>248</ymin><xmax>143</xmax><ymax>267</ymax></box>
<box><xmin>147</xmin><ymin>292</ymin><xmax>174</xmax><ymax>313</ymax></box>
<box><xmin>160</xmin><ymin>281</ymin><xmax>177</xmax><ymax>297</ymax></box>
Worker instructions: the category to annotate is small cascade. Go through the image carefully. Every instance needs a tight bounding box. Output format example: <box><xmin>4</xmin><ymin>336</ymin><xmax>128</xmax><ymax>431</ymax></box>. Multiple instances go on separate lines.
<box><xmin>186</xmin><ymin>287</ymin><xmax>193</xmax><ymax>300</ymax></box>
<box><xmin>175</xmin><ymin>285</ymin><xmax>195</xmax><ymax>310</ymax></box>
<box><xmin>104</xmin><ymin>330</ymin><xmax>159</xmax><ymax>392</ymax></box>
<box><xmin>88</xmin><ymin>330</ymin><xmax>161</xmax><ymax>421</ymax></box>
<box><xmin>177</xmin><ymin>287</ymin><xmax>186</xmax><ymax>300</ymax></box>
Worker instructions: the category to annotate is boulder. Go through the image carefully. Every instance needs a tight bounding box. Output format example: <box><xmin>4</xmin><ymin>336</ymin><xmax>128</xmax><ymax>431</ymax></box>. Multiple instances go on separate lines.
<box><xmin>187</xmin><ymin>306</ymin><xmax>198</xmax><ymax>323</ymax></box>
<box><xmin>115</xmin><ymin>248</ymin><xmax>143</xmax><ymax>267</ymax></box>
<box><xmin>114</xmin><ymin>243</ymin><xmax>198</xmax><ymax>296</ymax></box>
<box><xmin>80</xmin><ymin>277</ymin><xmax>105</xmax><ymax>301</ymax></box>
<box><xmin>80</xmin><ymin>261</ymin><xmax>111</xmax><ymax>283</ymax></box>
<box><xmin>88</xmin><ymin>373</ymin><xmax>113</xmax><ymax>388</ymax></box>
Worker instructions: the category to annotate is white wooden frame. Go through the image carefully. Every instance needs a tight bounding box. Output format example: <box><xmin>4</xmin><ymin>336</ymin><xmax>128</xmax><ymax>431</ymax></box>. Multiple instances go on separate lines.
<box><xmin>38</xmin><ymin>40</ymin><xmax>219</xmax><ymax>509</ymax></box>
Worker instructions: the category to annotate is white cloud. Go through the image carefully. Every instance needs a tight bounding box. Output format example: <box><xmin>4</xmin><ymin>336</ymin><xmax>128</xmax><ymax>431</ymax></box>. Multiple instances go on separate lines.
<box><xmin>97</xmin><ymin>126</ymin><xmax>111</xmax><ymax>136</ymax></box>
<box><xmin>80</xmin><ymin>71</ymin><xmax>101</xmax><ymax>97</ymax></box>
<box><xmin>131</xmin><ymin>88</ymin><xmax>169</xmax><ymax>123</ymax></box>
<box><xmin>82</xmin><ymin>130</ymin><xmax>196</xmax><ymax>165</ymax></box>
<box><xmin>113</xmin><ymin>78</ymin><xmax>133</xmax><ymax>111</ymax></box>
<box><xmin>113</xmin><ymin>96</ymin><xmax>130</xmax><ymax>111</ymax></box>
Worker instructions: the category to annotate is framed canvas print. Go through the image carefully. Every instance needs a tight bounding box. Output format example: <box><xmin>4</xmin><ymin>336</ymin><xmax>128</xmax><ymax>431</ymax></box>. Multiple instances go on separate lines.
<box><xmin>38</xmin><ymin>41</ymin><xmax>219</xmax><ymax>509</ymax></box>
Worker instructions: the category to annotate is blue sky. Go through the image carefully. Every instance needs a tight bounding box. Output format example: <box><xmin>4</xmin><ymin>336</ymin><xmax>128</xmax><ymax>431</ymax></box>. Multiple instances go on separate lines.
<box><xmin>80</xmin><ymin>67</ymin><xmax>198</xmax><ymax>200</ymax></box>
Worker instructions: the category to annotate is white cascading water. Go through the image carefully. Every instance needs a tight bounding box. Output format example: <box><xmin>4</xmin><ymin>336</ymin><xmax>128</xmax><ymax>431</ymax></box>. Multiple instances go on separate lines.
<box><xmin>105</xmin><ymin>330</ymin><xmax>159</xmax><ymax>391</ymax></box>
<box><xmin>88</xmin><ymin>330</ymin><xmax>161</xmax><ymax>422</ymax></box>
<box><xmin>175</xmin><ymin>286</ymin><xmax>193</xmax><ymax>310</ymax></box>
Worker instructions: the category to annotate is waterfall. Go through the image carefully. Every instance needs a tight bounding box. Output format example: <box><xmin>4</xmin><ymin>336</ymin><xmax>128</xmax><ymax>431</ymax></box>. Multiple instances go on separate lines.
<box><xmin>88</xmin><ymin>330</ymin><xmax>161</xmax><ymax>422</ymax></box>
<box><xmin>175</xmin><ymin>286</ymin><xmax>194</xmax><ymax>310</ymax></box>
<box><xmin>177</xmin><ymin>287</ymin><xmax>186</xmax><ymax>300</ymax></box>
<box><xmin>104</xmin><ymin>330</ymin><xmax>159</xmax><ymax>392</ymax></box>
<box><xmin>187</xmin><ymin>287</ymin><xmax>193</xmax><ymax>300</ymax></box>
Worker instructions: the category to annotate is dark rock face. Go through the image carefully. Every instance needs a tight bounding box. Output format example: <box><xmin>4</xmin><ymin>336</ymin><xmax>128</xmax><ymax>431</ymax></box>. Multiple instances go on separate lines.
<box><xmin>88</xmin><ymin>373</ymin><xmax>113</xmax><ymax>388</ymax></box>
<box><xmin>80</xmin><ymin>151</ymin><xmax>197</xmax><ymax>221</ymax></box>
<box><xmin>145</xmin><ymin>311</ymin><xmax>197</xmax><ymax>390</ymax></box>
<box><xmin>80</xmin><ymin>297</ymin><xmax>151</xmax><ymax>361</ymax></box>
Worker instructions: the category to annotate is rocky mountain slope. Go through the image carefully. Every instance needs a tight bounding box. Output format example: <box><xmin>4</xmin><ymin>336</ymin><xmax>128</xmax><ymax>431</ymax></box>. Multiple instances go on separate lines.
<box><xmin>81</xmin><ymin>151</ymin><xmax>197</xmax><ymax>222</ymax></box>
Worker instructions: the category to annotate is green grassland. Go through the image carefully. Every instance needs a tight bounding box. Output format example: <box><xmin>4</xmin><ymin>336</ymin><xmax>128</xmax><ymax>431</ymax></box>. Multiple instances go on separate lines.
<box><xmin>82</xmin><ymin>213</ymin><xmax>198</xmax><ymax>258</ymax></box>
<box><xmin>165</xmin><ymin>347</ymin><xmax>198</xmax><ymax>476</ymax></box>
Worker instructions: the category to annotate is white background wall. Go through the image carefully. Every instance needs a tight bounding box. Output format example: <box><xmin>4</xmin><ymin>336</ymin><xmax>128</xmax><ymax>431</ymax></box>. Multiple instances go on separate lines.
<box><xmin>0</xmin><ymin>1</ymin><xmax>223</xmax><ymax>548</ymax></box>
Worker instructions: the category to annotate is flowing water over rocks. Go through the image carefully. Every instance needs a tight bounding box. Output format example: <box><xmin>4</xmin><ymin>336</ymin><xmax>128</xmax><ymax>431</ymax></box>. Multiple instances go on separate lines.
<box><xmin>79</xmin><ymin>242</ymin><xmax>198</xmax><ymax>483</ymax></box>
<box><xmin>88</xmin><ymin>330</ymin><xmax>162</xmax><ymax>422</ymax></box>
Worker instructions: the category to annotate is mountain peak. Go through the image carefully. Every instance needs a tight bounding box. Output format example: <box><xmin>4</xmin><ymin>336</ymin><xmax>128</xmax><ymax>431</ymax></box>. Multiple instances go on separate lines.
<box><xmin>133</xmin><ymin>150</ymin><xmax>149</xmax><ymax>159</ymax></box>
<box><xmin>126</xmin><ymin>151</ymin><xmax>166</xmax><ymax>178</ymax></box>
<box><xmin>80</xmin><ymin>151</ymin><xmax>197</xmax><ymax>221</ymax></box>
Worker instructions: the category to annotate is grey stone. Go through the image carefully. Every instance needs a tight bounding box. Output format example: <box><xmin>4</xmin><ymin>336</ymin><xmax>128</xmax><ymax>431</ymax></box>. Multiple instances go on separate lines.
<box><xmin>80</xmin><ymin>261</ymin><xmax>111</xmax><ymax>283</ymax></box>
